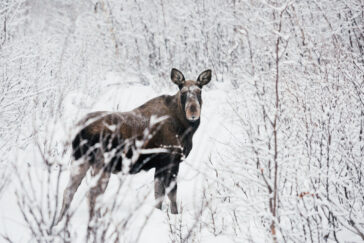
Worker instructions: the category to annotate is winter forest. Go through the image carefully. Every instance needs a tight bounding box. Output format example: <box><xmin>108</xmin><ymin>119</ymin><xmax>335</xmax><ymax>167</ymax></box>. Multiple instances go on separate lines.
<box><xmin>0</xmin><ymin>0</ymin><xmax>363</xmax><ymax>242</ymax></box>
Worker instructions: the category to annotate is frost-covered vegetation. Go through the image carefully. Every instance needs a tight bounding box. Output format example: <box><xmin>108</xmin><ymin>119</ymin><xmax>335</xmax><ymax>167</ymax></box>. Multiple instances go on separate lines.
<box><xmin>0</xmin><ymin>0</ymin><xmax>363</xmax><ymax>242</ymax></box>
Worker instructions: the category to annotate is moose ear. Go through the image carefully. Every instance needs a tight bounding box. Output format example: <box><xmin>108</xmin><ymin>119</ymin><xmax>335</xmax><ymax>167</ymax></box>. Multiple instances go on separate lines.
<box><xmin>197</xmin><ymin>69</ymin><xmax>212</xmax><ymax>87</ymax></box>
<box><xmin>171</xmin><ymin>68</ymin><xmax>185</xmax><ymax>87</ymax></box>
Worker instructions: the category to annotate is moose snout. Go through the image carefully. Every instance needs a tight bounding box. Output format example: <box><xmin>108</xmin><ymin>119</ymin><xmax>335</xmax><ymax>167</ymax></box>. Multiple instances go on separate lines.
<box><xmin>190</xmin><ymin>104</ymin><xmax>197</xmax><ymax>113</ymax></box>
<box><xmin>185</xmin><ymin>103</ymin><xmax>201</xmax><ymax>121</ymax></box>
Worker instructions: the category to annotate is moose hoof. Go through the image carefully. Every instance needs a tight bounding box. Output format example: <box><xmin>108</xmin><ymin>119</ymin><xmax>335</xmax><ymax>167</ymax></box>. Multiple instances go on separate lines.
<box><xmin>155</xmin><ymin>203</ymin><xmax>162</xmax><ymax>210</ymax></box>
<box><xmin>170</xmin><ymin>206</ymin><xmax>178</xmax><ymax>214</ymax></box>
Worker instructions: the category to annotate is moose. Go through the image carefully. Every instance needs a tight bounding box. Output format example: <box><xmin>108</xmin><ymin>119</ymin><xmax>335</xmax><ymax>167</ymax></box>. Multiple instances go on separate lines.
<box><xmin>58</xmin><ymin>68</ymin><xmax>212</xmax><ymax>222</ymax></box>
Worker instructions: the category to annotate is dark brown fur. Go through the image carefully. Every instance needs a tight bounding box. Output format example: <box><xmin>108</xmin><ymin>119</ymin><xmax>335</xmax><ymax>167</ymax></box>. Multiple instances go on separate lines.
<box><xmin>72</xmin><ymin>92</ymin><xmax>198</xmax><ymax>173</ymax></box>
<box><xmin>58</xmin><ymin>69</ymin><xmax>211</xmax><ymax>222</ymax></box>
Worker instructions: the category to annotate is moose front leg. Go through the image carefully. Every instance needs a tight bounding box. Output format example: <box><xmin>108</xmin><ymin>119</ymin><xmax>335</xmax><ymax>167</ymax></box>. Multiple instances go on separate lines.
<box><xmin>165</xmin><ymin>164</ymin><xmax>179</xmax><ymax>214</ymax></box>
<box><xmin>154</xmin><ymin>167</ymin><xmax>166</xmax><ymax>210</ymax></box>
<box><xmin>167</xmin><ymin>181</ymin><xmax>178</xmax><ymax>214</ymax></box>
<box><xmin>154</xmin><ymin>164</ymin><xmax>179</xmax><ymax>213</ymax></box>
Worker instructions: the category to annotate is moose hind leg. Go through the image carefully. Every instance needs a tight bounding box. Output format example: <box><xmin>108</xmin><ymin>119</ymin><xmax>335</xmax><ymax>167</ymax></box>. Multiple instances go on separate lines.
<box><xmin>59</xmin><ymin>161</ymin><xmax>90</xmax><ymax>222</ymax></box>
<box><xmin>88</xmin><ymin>166</ymin><xmax>111</xmax><ymax>220</ymax></box>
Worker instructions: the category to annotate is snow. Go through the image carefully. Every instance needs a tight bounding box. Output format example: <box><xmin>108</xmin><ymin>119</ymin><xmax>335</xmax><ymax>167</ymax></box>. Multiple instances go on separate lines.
<box><xmin>0</xmin><ymin>75</ymin><xmax>237</xmax><ymax>242</ymax></box>
<box><xmin>2</xmin><ymin>73</ymin><xmax>362</xmax><ymax>242</ymax></box>
<box><xmin>1</xmin><ymin>1</ymin><xmax>364</xmax><ymax>242</ymax></box>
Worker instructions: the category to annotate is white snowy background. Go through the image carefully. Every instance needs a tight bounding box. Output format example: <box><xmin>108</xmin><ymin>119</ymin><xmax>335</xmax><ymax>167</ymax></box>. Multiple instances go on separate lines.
<box><xmin>0</xmin><ymin>0</ymin><xmax>363</xmax><ymax>242</ymax></box>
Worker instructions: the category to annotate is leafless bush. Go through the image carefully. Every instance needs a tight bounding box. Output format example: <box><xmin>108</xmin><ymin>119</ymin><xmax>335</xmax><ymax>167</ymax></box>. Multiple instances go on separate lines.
<box><xmin>1</xmin><ymin>0</ymin><xmax>364</xmax><ymax>242</ymax></box>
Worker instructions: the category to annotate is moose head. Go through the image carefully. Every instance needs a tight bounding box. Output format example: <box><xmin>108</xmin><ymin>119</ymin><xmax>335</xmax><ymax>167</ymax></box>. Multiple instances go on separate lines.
<box><xmin>171</xmin><ymin>68</ymin><xmax>211</xmax><ymax>123</ymax></box>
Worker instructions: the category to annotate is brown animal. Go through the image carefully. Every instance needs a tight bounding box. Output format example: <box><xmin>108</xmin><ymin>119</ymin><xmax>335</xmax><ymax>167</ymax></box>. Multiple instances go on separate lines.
<box><xmin>58</xmin><ymin>68</ymin><xmax>212</xmax><ymax>222</ymax></box>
